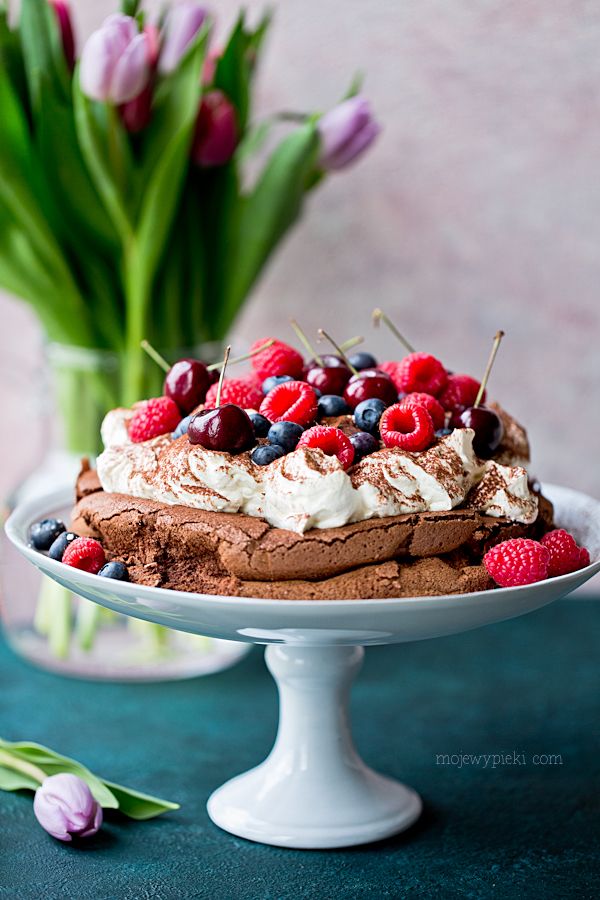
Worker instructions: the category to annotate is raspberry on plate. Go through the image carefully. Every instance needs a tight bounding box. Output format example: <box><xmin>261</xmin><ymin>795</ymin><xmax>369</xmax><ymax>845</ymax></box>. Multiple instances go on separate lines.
<box><xmin>541</xmin><ymin>529</ymin><xmax>590</xmax><ymax>577</ymax></box>
<box><xmin>129</xmin><ymin>396</ymin><xmax>181</xmax><ymax>443</ymax></box>
<box><xmin>399</xmin><ymin>393</ymin><xmax>445</xmax><ymax>430</ymax></box>
<box><xmin>205</xmin><ymin>376</ymin><xmax>263</xmax><ymax>410</ymax></box>
<box><xmin>297</xmin><ymin>426</ymin><xmax>355</xmax><ymax>470</ymax></box>
<box><xmin>484</xmin><ymin>538</ymin><xmax>550</xmax><ymax>587</ymax></box>
<box><xmin>379</xmin><ymin>403</ymin><xmax>435</xmax><ymax>451</ymax></box>
<box><xmin>397</xmin><ymin>353</ymin><xmax>448</xmax><ymax>397</ymax></box>
<box><xmin>260</xmin><ymin>381</ymin><xmax>318</xmax><ymax>427</ymax></box>
<box><xmin>439</xmin><ymin>374</ymin><xmax>484</xmax><ymax>423</ymax></box>
<box><xmin>250</xmin><ymin>338</ymin><xmax>304</xmax><ymax>381</ymax></box>
<box><xmin>62</xmin><ymin>537</ymin><xmax>106</xmax><ymax>574</ymax></box>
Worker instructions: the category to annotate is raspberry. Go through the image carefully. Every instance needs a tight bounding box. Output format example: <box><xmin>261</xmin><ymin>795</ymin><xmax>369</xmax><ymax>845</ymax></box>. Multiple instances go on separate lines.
<box><xmin>438</xmin><ymin>374</ymin><xmax>485</xmax><ymax>424</ymax></box>
<box><xmin>250</xmin><ymin>338</ymin><xmax>304</xmax><ymax>381</ymax></box>
<box><xmin>205</xmin><ymin>376</ymin><xmax>263</xmax><ymax>410</ymax></box>
<box><xmin>259</xmin><ymin>380</ymin><xmax>318</xmax><ymax>427</ymax></box>
<box><xmin>129</xmin><ymin>396</ymin><xmax>181</xmax><ymax>443</ymax></box>
<box><xmin>62</xmin><ymin>537</ymin><xmax>106</xmax><ymax>574</ymax></box>
<box><xmin>297</xmin><ymin>425</ymin><xmax>355</xmax><ymax>469</ymax></box>
<box><xmin>541</xmin><ymin>529</ymin><xmax>590</xmax><ymax>577</ymax></box>
<box><xmin>378</xmin><ymin>361</ymin><xmax>404</xmax><ymax>392</ymax></box>
<box><xmin>399</xmin><ymin>392</ymin><xmax>445</xmax><ymax>430</ymax></box>
<box><xmin>379</xmin><ymin>403</ymin><xmax>435</xmax><ymax>451</ymax></box>
<box><xmin>484</xmin><ymin>538</ymin><xmax>550</xmax><ymax>587</ymax></box>
<box><xmin>397</xmin><ymin>352</ymin><xmax>448</xmax><ymax>397</ymax></box>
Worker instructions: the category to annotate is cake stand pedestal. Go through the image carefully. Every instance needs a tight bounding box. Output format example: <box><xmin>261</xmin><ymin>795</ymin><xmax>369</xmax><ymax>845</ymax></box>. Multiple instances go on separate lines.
<box><xmin>208</xmin><ymin>644</ymin><xmax>421</xmax><ymax>848</ymax></box>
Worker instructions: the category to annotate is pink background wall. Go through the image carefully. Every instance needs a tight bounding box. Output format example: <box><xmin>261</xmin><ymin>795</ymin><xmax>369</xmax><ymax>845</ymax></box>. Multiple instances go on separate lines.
<box><xmin>1</xmin><ymin>1</ymin><xmax>599</xmax><ymax>502</ymax></box>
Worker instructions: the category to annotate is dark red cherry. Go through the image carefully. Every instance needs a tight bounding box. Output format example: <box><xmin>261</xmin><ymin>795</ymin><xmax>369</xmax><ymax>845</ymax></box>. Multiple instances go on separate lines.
<box><xmin>458</xmin><ymin>406</ymin><xmax>504</xmax><ymax>458</ymax></box>
<box><xmin>164</xmin><ymin>359</ymin><xmax>211</xmax><ymax>414</ymax></box>
<box><xmin>305</xmin><ymin>354</ymin><xmax>345</xmax><ymax>370</ymax></box>
<box><xmin>187</xmin><ymin>404</ymin><xmax>255</xmax><ymax>452</ymax></box>
<box><xmin>343</xmin><ymin>370</ymin><xmax>398</xmax><ymax>410</ymax></box>
<box><xmin>306</xmin><ymin>364</ymin><xmax>352</xmax><ymax>396</ymax></box>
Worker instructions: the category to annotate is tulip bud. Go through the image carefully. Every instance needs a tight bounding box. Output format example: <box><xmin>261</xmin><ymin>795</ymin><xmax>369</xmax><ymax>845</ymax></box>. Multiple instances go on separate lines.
<box><xmin>191</xmin><ymin>90</ymin><xmax>237</xmax><ymax>167</ymax></box>
<box><xmin>119</xmin><ymin>25</ymin><xmax>160</xmax><ymax>134</ymax></box>
<box><xmin>33</xmin><ymin>774</ymin><xmax>102</xmax><ymax>842</ymax></box>
<box><xmin>318</xmin><ymin>96</ymin><xmax>380</xmax><ymax>171</ymax></box>
<box><xmin>80</xmin><ymin>14</ymin><xmax>151</xmax><ymax>105</ymax></box>
<box><xmin>49</xmin><ymin>0</ymin><xmax>76</xmax><ymax>72</ymax></box>
<box><xmin>158</xmin><ymin>2</ymin><xmax>208</xmax><ymax>75</ymax></box>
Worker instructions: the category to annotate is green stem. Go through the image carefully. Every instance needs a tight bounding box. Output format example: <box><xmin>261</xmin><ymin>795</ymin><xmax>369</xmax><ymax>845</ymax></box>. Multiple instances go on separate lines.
<box><xmin>0</xmin><ymin>749</ymin><xmax>46</xmax><ymax>785</ymax></box>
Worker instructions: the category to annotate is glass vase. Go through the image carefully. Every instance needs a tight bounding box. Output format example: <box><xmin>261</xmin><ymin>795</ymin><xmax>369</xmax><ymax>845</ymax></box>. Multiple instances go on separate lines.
<box><xmin>0</xmin><ymin>341</ymin><xmax>249</xmax><ymax>681</ymax></box>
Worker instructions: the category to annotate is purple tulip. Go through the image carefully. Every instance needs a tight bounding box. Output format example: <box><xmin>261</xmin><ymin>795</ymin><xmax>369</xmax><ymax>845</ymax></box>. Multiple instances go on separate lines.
<box><xmin>119</xmin><ymin>25</ymin><xmax>160</xmax><ymax>133</ymax></box>
<box><xmin>318</xmin><ymin>96</ymin><xmax>380</xmax><ymax>171</ymax></box>
<box><xmin>33</xmin><ymin>773</ymin><xmax>102</xmax><ymax>842</ymax></box>
<box><xmin>49</xmin><ymin>0</ymin><xmax>76</xmax><ymax>71</ymax></box>
<box><xmin>158</xmin><ymin>2</ymin><xmax>209</xmax><ymax>75</ymax></box>
<box><xmin>80</xmin><ymin>14</ymin><xmax>151</xmax><ymax>105</ymax></box>
<box><xmin>191</xmin><ymin>90</ymin><xmax>237</xmax><ymax>167</ymax></box>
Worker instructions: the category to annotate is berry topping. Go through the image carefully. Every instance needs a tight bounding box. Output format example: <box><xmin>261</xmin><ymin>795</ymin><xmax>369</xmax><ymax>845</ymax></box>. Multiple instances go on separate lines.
<box><xmin>249</xmin><ymin>412</ymin><xmax>272</xmax><ymax>437</ymax></box>
<box><xmin>379</xmin><ymin>403</ymin><xmax>435</xmax><ymax>451</ymax></box>
<box><xmin>297</xmin><ymin>426</ymin><xmax>355</xmax><ymax>470</ymax></box>
<box><xmin>305</xmin><ymin>353</ymin><xmax>345</xmax><ymax>370</ymax></box>
<box><xmin>48</xmin><ymin>531</ymin><xmax>79</xmax><ymax>562</ymax></box>
<box><xmin>397</xmin><ymin>352</ymin><xmax>448</xmax><ymax>397</ymax></box>
<box><xmin>343</xmin><ymin>370</ymin><xmax>398</xmax><ymax>410</ymax></box>
<box><xmin>188</xmin><ymin>404</ymin><xmax>255</xmax><ymax>452</ymax></box>
<box><xmin>30</xmin><ymin>518</ymin><xmax>66</xmax><ymax>551</ymax></box>
<box><xmin>399</xmin><ymin>392</ymin><xmax>445</xmax><ymax>430</ymax></box>
<box><xmin>164</xmin><ymin>359</ymin><xmax>211</xmax><ymax>414</ymax></box>
<box><xmin>267</xmin><ymin>421</ymin><xmax>304</xmax><ymax>452</ymax></box>
<box><xmin>318</xmin><ymin>394</ymin><xmax>350</xmax><ymax>418</ymax></box>
<box><xmin>378</xmin><ymin>360</ymin><xmax>404</xmax><ymax>392</ymax></box>
<box><xmin>458</xmin><ymin>406</ymin><xmax>504</xmax><ymax>458</ymax></box>
<box><xmin>251</xmin><ymin>444</ymin><xmax>286</xmax><ymax>466</ymax></box>
<box><xmin>348</xmin><ymin>351</ymin><xmax>377</xmax><ymax>371</ymax></box>
<box><xmin>260</xmin><ymin>380</ymin><xmax>318</xmax><ymax>427</ymax></box>
<box><xmin>62</xmin><ymin>537</ymin><xmax>106</xmax><ymax>574</ymax></box>
<box><xmin>484</xmin><ymin>538</ymin><xmax>550</xmax><ymax>587</ymax></box>
<box><xmin>540</xmin><ymin>530</ymin><xmax>590</xmax><ymax>577</ymax></box>
<box><xmin>305</xmin><ymin>363</ymin><xmax>352</xmax><ymax>396</ymax></box>
<box><xmin>262</xmin><ymin>374</ymin><xmax>295</xmax><ymax>394</ymax></box>
<box><xmin>250</xmin><ymin>338</ymin><xmax>304</xmax><ymax>381</ymax></box>
<box><xmin>172</xmin><ymin>414</ymin><xmax>193</xmax><ymax>439</ymax></box>
<box><xmin>349</xmin><ymin>431</ymin><xmax>379</xmax><ymax>462</ymax></box>
<box><xmin>205</xmin><ymin>376</ymin><xmax>263</xmax><ymax>410</ymax></box>
<box><xmin>129</xmin><ymin>396</ymin><xmax>181</xmax><ymax>443</ymax></box>
<box><xmin>98</xmin><ymin>561</ymin><xmax>129</xmax><ymax>581</ymax></box>
<box><xmin>438</xmin><ymin>374</ymin><xmax>484</xmax><ymax>421</ymax></box>
<box><xmin>353</xmin><ymin>398</ymin><xmax>386</xmax><ymax>434</ymax></box>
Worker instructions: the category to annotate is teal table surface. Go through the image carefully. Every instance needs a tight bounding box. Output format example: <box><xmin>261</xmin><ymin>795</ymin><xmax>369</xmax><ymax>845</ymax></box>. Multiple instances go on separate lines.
<box><xmin>1</xmin><ymin>598</ymin><xmax>599</xmax><ymax>900</ymax></box>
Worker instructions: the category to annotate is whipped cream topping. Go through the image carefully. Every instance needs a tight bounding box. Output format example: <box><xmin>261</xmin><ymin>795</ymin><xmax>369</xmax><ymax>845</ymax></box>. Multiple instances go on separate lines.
<box><xmin>466</xmin><ymin>461</ymin><xmax>538</xmax><ymax>524</ymax></box>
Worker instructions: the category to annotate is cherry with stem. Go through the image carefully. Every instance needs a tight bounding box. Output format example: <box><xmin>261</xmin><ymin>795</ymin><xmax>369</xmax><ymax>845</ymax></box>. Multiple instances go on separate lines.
<box><xmin>459</xmin><ymin>330</ymin><xmax>505</xmax><ymax>458</ymax></box>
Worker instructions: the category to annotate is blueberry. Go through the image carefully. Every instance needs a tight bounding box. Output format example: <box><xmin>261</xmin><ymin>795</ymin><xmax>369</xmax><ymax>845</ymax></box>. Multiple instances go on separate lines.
<box><xmin>98</xmin><ymin>561</ymin><xmax>129</xmax><ymax>581</ymax></box>
<box><xmin>48</xmin><ymin>531</ymin><xmax>79</xmax><ymax>561</ymax></box>
<box><xmin>318</xmin><ymin>395</ymin><xmax>350</xmax><ymax>418</ymax></box>
<box><xmin>350</xmin><ymin>431</ymin><xmax>379</xmax><ymax>461</ymax></box>
<box><xmin>267</xmin><ymin>421</ymin><xmax>303</xmax><ymax>452</ymax></box>
<box><xmin>251</xmin><ymin>444</ymin><xmax>286</xmax><ymax>466</ymax></box>
<box><xmin>435</xmin><ymin>428</ymin><xmax>452</xmax><ymax>438</ymax></box>
<box><xmin>353</xmin><ymin>398</ymin><xmax>387</xmax><ymax>434</ymax></box>
<box><xmin>29</xmin><ymin>518</ymin><xmax>66</xmax><ymax>551</ymax></box>
<box><xmin>172</xmin><ymin>414</ymin><xmax>193</xmax><ymax>439</ymax></box>
<box><xmin>262</xmin><ymin>375</ymin><xmax>294</xmax><ymax>394</ymax></box>
<box><xmin>348</xmin><ymin>351</ymin><xmax>378</xmax><ymax>371</ymax></box>
<box><xmin>249</xmin><ymin>412</ymin><xmax>272</xmax><ymax>437</ymax></box>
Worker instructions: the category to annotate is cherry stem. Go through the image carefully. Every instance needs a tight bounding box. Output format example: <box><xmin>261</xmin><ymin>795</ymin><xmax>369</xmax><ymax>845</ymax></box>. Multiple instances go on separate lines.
<box><xmin>140</xmin><ymin>340</ymin><xmax>170</xmax><ymax>374</ymax></box>
<box><xmin>339</xmin><ymin>335</ymin><xmax>364</xmax><ymax>352</ymax></box>
<box><xmin>317</xmin><ymin>329</ymin><xmax>358</xmax><ymax>375</ymax></box>
<box><xmin>372</xmin><ymin>309</ymin><xmax>415</xmax><ymax>354</ymax></box>
<box><xmin>290</xmin><ymin>319</ymin><xmax>323</xmax><ymax>367</ymax></box>
<box><xmin>215</xmin><ymin>345</ymin><xmax>231</xmax><ymax>408</ymax></box>
<box><xmin>206</xmin><ymin>339</ymin><xmax>274</xmax><ymax>372</ymax></box>
<box><xmin>474</xmin><ymin>330</ymin><xmax>505</xmax><ymax>408</ymax></box>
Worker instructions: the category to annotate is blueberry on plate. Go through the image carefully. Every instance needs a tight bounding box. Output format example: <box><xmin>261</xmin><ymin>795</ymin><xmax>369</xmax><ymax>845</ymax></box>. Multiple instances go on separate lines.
<box><xmin>251</xmin><ymin>444</ymin><xmax>286</xmax><ymax>466</ymax></box>
<box><xmin>267</xmin><ymin>421</ymin><xmax>303</xmax><ymax>452</ymax></box>
<box><xmin>348</xmin><ymin>351</ymin><xmax>377</xmax><ymax>371</ymax></box>
<box><xmin>350</xmin><ymin>431</ymin><xmax>379</xmax><ymax>462</ymax></box>
<box><xmin>172</xmin><ymin>414</ymin><xmax>193</xmax><ymax>439</ymax></box>
<box><xmin>29</xmin><ymin>518</ymin><xmax>66</xmax><ymax>551</ymax></box>
<box><xmin>318</xmin><ymin>394</ymin><xmax>350</xmax><ymax>418</ymax></box>
<box><xmin>98</xmin><ymin>561</ymin><xmax>129</xmax><ymax>581</ymax></box>
<box><xmin>48</xmin><ymin>531</ymin><xmax>79</xmax><ymax>561</ymax></box>
<box><xmin>262</xmin><ymin>375</ymin><xmax>294</xmax><ymax>395</ymax></box>
<box><xmin>353</xmin><ymin>398</ymin><xmax>387</xmax><ymax>434</ymax></box>
<box><xmin>249</xmin><ymin>412</ymin><xmax>272</xmax><ymax>438</ymax></box>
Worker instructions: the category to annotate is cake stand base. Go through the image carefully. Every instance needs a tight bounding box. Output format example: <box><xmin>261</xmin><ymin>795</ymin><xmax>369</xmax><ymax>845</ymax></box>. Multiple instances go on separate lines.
<box><xmin>207</xmin><ymin>644</ymin><xmax>422</xmax><ymax>849</ymax></box>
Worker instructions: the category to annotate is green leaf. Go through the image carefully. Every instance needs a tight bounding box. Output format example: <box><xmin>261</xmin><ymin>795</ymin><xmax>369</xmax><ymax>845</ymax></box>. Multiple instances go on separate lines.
<box><xmin>0</xmin><ymin>766</ymin><xmax>39</xmax><ymax>792</ymax></box>
<box><xmin>213</xmin><ymin>13</ymin><xmax>252</xmax><ymax>131</ymax></box>
<box><xmin>0</xmin><ymin>8</ymin><xmax>29</xmax><ymax>111</ymax></box>
<box><xmin>344</xmin><ymin>70</ymin><xmax>365</xmax><ymax>99</ymax></box>
<box><xmin>102</xmin><ymin>780</ymin><xmax>180</xmax><ymax>821</ymax></box>
<box><xmin>19</xmin><ymin>0</ymin><xmax>70</xmax><ymax>112</ymax></box>
<box><xmin>121</xmin><ymin>0</ymin><xmax>141</xmax><ymax>15</ymax></box>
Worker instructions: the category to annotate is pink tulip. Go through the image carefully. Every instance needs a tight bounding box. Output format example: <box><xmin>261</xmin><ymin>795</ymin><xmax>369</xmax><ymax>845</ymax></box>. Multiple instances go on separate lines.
<box><xmin>80</xmin><ymin>14</ymin><xmax>151</xmax><ymax>105</ymax></box>
<box><xmin>49</xmin><ymin>0</ymin><xmax>75</xmax><ymax>71</ymax></box>
<box><xmin>119</xmin><ymin>25</ymin><xmax>160</xmax><ymax>134</ymax></box>
<box><xmin>191</xmin><ymin>90</ymin><xmax>237</xmax><ymax>167</ymax></box>
<box><xmin>158</xmin><ymin>2</ymin><xmax>208</xmax><ymax>75</ymax></box>
<box><xmin>33</xmin><ymin>774</ymin><xmax>102</xmax><ymax>842</ymax></box>
<box><xmin>318</xmin><ymin>96</ymin><xmax>380</xmax><ymax>171</ymax></box>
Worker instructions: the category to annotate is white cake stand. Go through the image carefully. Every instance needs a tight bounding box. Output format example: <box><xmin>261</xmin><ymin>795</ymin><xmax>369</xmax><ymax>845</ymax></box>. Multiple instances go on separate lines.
<box><xmin>5</xmin><ymin>484</ymin><xmax>600</xmax><ymax>849</ymax></box>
